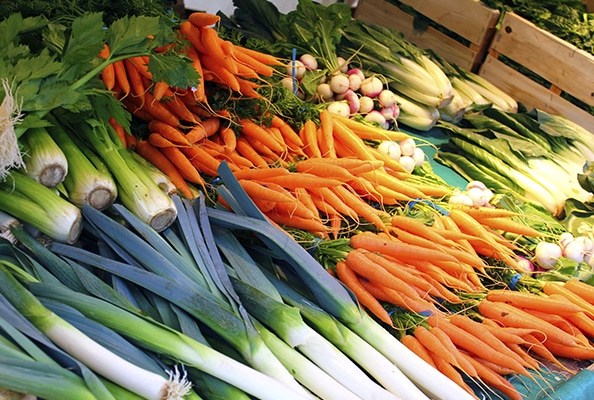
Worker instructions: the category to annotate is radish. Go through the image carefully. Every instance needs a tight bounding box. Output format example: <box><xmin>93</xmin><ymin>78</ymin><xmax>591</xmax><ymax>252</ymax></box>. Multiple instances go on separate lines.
<box><xmin>360</xmin><ymin>76</ymin><xmax>383</xmax><ymax>98</ymax></box>
<box><xmin>534</xmin><ymin>241</ymin><xmax>562</xmax><ymax>270</ymax></box>
<box><xmin>329</xmin><ymin>74</ymin><xmax>350</xmax><ymax>95</ymax></box>
<box><xmin>412</xmin><ymin>147</ymin><xmax>425</xmax><ymax>167</ymax></box>
<box><xmin>448</xmin><ymin>192</ymin><xmax>474</xmax><ymax>206</ymax></box>
<box><xmin>326</xmin><ymin>101</ymin><xmax>350</xmax><ymax>117</ymax></box>
<box><xmin>364</xmin><ymin>110</ymin><xmax>388</xmax><ymax>129</ymax></box>
<box><xmin>342</xmin><ymin>90</ymin><xmax>361</xmax><ymax>114</ymax></box>
<box><xmin>378</xmin><ymin>89</ymin><xmax>397</xmax><ymax>108</ymax></box>
<box><xmin>336</xmin><ymin>56</ymin><xmax>349</xmax><ymax>73</ymax></box>
<box><xmin>398</xmin><ymin>138</ymin><xmax>416</xmax><ymax>157</ymax></box>
<box><xmin>399</xmin><ymin>155</ymin><xmax>416</xmax><ymax>173</ymax></box>
<box><xmin>299</xmin><ymin>54</ymin><xmax>318</xmax><ymax>70</ymax></box>
<box><xmin>358</xmin><ymin>96</ymin><xmax>375</xmax><ymax>114</ymax></box>
<box><xmin>377</xmin><ymin>141</ymin><xmax>401</xmax><ymax>160</ymax></box>
<box><xmin>316</xmin><ymin>83</ymin><xmax>334</xmax><ymax>102</ymax></box>
<box><xmin>286</xmin><ymin>60</ymin><xmax>306</xmax><ymax>80</ymax></box>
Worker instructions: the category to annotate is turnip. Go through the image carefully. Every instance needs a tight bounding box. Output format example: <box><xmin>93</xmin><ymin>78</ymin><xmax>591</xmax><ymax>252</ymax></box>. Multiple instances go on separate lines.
<box><xmin>399</xmin><ymin>155</ymin><xmax>416</xmax><ymax>173</ymax></box>
<box><xmin>516</xmin><ymin>257</ymin><xmax>535</xmax><ymax>273</ymax></box>
<box><xmin>448</xmin><ymin>192</ymin><xmax>474</xmax><ymax>206</ymax></box>
<box><xmin>316</xmin><ymin>83</ymin><xmax>334</xmax><ymax>102</ymax></box>
<box><xmin>326</xmin><ymin>101</ymin><xmax>350</xmax><ymax>117</ymax></box>
<box><xmin>534</xmin><ymin>241</ymin><xmax>562</xmax><ymax>270</ymax></box>
<box><xmin>378</xmin><ymin>89</ymin><xmax>397</xmax><ymax>108</ymax></box>
<box><xmin>336</xmin><ymin>56</ymin><xmax>349</xmax><ymax>73</ymax></box>
<box><xmin>281</xmin><ymin>77</ymin><xmax>297</xmax><ymax>93</ymax></box>
<box><xmin>412</xmin><ymin>147</ymin><xmax>425</xmax><ymax>167</ymax></box>
<box><xmin>348</xmin><ymin>73</ymin><xmax>363</xmax><ymax>92</ymax></box>
<box><xmin>558</xmin><ymin>232</ymin><xmax>575</xmax><ymax>249</ymax></box>
<box><xmin>299</xmin><ymin>54</ymin><xmax>318</xmax><ymax>70</ymax></box>
<box><xmin>358</xmin><ymin>96</ymin><xmax>375</xmax><ymax>114</ymax></box>
<box><xmin>466</xmin><ymin>181</ymin><xmax>487</xmax><ymax>192</ymax></box>
<box><xmin>466</xmin><ymin>186</ymin><xmax>489</xmax><ymax>207</ymax></box>
<box><xmin>377</xmin><ymin>140</ymin><xmax>401</xmax><ymax>160</ymax></box>
<box><xmin>575</xmin><ymin>235</ymin><xmax>594</xmax><ymax>253</ymax></box>
<box><xmin>562</xmin><ymin>240</ymin><xmax>585</xmax><ymax>263</ymax></box>
<box><xmin>286</xmin><ymin>60</ymin><xmax>306</xmax><ymax>80</ymax></box>
<box><xmin>398</xmin><ymin>138</ymin><xmax>416</xmax><ymax>157</ymax></box>
<box><xmin>364</xmin><ymin>110</ymin><xmax>388</xmax><ymax>129</ymax></box>
<box><xmin>380</xmin><ymin>104</ymin><xmax>399</xmax><ymax>123</ymax></box>
<box><xmin>329</xmin><ymin>74</ymin><xmax>350</xmax><ymax>95</ymax></box>
<box><xmin>360</xmin><ymin>76</ymin><xmax>383</xmax><ymax>98</ymax></box>
<box><xmin>342</xmin><ymin>90</ymin><xmax>361</xmax><ymax>114</ymax></box>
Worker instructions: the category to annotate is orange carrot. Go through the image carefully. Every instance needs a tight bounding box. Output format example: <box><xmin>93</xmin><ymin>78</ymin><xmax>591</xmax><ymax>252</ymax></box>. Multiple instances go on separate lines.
<box><xmin>318</xmin><ymin>108</ymin><xmax>336</xmax><ymax>157</ymax></box>
<box><xmin>295</xmin><ymin>159</ymin><xmax>355</xmax><ymax>182</ymax></box>
<box><xmin>112</xmin><ymin>59</ymin><xmax>130</xmax><ymax>97</ymax></box>
<box><xmin>427</xmin><ymin>314</ymin><xmax>531</xmax><ymax>377</ymax></box>
<box><xmin>335</xmin><ymin>261</ymin><xmax>393</xmax><ymax>326</ymax></box>
<box><xmin>331</xmin><ymin>185</ymin><xmax>390</xmax><ymax>233</ymax></box>
<box><xmin>188</xmin><ymin>11</ymin><xmax>221</xmax><ymax>27</ymax></box>
<box><xmin>459</xmin><ymin>351</ymin><xmax>523</xmax><ymax>400</ymax></box>
<box><xmin>232</xmin><ymin>45</ymin><xmax>284</xmax><ymax>67</ymax></box>
<box><xmin>331</xmin><ymin>119</ymin><xmax>375</xmax><ymax>161</ymax></box>
<box><xmin>238</xmin><ymin>179</ymin><xmax>296</xmax><ymax>203</ymax></box>
<box><xmin>330</xmin><ymin>113</ymin><xmax>410</xmax><ymax>142</ymax></box>
<box><xmin>98</xmin><ymin>44</ymin><xmax>115</xmax><ymax>90</ymax></box>
<box><xmin>239</xmin><ymin>119</ymin><xmax>285</xmax><ymax>154</ymax></box>
<box><xmin>390</xmin><ymin>214</ymin><xmax>457</xmax><ymax>248</ymax></box>
<box><xmin>180</xmin><ymin>144</ymin><xmax>221</xmax><ymax>176</ymax></box>
<box><xmin>430</xmin><ymin>326</ymin><xmax>479</xmax><ymax>377</ymax></box>
<box><xmin>414</xmin><ymin>325</ymin><xmax>459</xmax><ymax>367</ymax></box>
<box><xmin>158</xmin><ymin>145</ymin><xmax>205</xmax><ymax>186</ymax></box>
<box><xmin>477</xmin><ymin>217</ymin><xmax>544</xmax><ymax>237</ymax></box>
<box><xmin>235</xmin><ymin>136</ymin><xmax>270</xmax><ymax>169</ymax></box>
<box><xmin>148</xmin><ymin>132</ymin><xmax>179</xmax><ymax>148</ymax></box>
<box><xmin>542</xmin><ymin>281</ymin><xmax>594</xmax><ymax>319</ymax></box>
<box><xmin>520</xmin><ymin>333</ymin><xmax>572</xmax><ymax>373</ymax></box>
<box><xmin>148</xmin><ymin>120</ymin><xmax>191</xmax><ymax>146</ymax></box>
<box><xmin>198</xmin><ymin>26</ymin><xmax>237</xmax><ymax>74</ymax></box>
<box><xmin>219</xmin><ymin>126</ymin><xmax>237</xmax><ymax>152</ymax></box>
<box><xmin>201</xmin><ymin>57</ymin><xmax>241</xmax><ymax>92</ymax></box>
<box><xmin>258</xmin><ymin>172</ymin><xmax>344</xmax><ymax>189</ymax></box>
<box><xmin>142</xmin><ymin>91</ymin><xmax>180</xmax><ymax>127</ymax></box>
<box><xmin>431</xmin><ymin>355</ymin><xmax>478</xmax><ymax>398</ymax></box>
<box><xmin>271</xmin><ymin>115</ymin><xmax>304</xmax><ymax>148</ymax></box>
<box><xmin>186</xmin><ymin>117</ymin><xmax>221</xmax><ymax>143</ymax></box>
<box><xmin>400</xmin><ymin>334</ymin><xmax>436</xmax><ymax>368</ymax></box>
<box><xmin>152</xmin><ymin>80</ymin><xmax>169</xmax><ymax>102</ymax></box>
<box><xmin>265</xmin><ymin>209</ymin><xmax>328</xmax><ymax>236</ymax></box>
<box><xmin>135</xmin><ymin>140</ymin><xmax>194</xmax><ymax>198</ymax></box>
<box><xmin>182</xmin><ymin>45</ymin><xmax>207</xmax><ymax>103</ymax></box>
<box><xmin>232</xmin><ymin>47</ymin><xmax>275</xmax><ymax>77</ymax></box>
<box><xmin>231</xmin><ymin>167</ymin><xmax>289</xmax><ymax>181</ymax></box>
<box><xmin>486</xmin><ymin>289</ymin><xmax>584</xmax><ymax>316</ymax></box>
<box><xmin>308</xmin><ymin>186</ymin><xmax>359</xmax><ymax>221</ymax></box>
<box><xmin>477</xmin><ymin>299</ymin><xmax>582</xmax><ymax>347</ymax></box>
<box><xmin>563</xmin><ymin>278</ymin><xmax>594</xmax><ymax>305</ymax></box>
<box><xmin>108</xmin><ymin>116</ymin><xmax>127</xmax><ymax>146</ymax></box>
<box><xmin>450</xmin><ymin>205</ymin><xmax>523</xmax><ymax>220</ymax></box>
<box><xmin>300</xmin><ymin>120</ymin><xmax>322</xmax><ymax>158</ymax></box>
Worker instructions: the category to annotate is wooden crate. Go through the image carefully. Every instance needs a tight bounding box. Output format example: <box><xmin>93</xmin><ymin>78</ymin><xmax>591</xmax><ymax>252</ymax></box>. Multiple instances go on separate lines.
<box><xmin>353</xmin><ymin>0</ymin><xmax>500</xmax><ymax>72</ymax></box>
<box><xmin>479</xmin><ymin>12</ymin><xmax>594</xmax><ymax>132</ymax></box>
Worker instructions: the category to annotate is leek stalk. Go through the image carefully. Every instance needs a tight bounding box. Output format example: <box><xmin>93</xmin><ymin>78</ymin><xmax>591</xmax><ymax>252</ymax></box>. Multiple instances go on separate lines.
<box><xmin>0</xmin><ymin>171</ymin><xmax>82</xmax><ymax>243</ymax></box>
<box><xmin>46</xmin><ymin>123</ymin><xmax>117</xmax><ymax>210</ymax></box>
<box><xmin>69</xmin><ymin>119</ymin><xmax>176</xmax><ymax>232</ymax></box>
<box><xmin>19</xmin><ymin>127</ymin><xmax>67</xmax><ymax>188</ymax></box>
<box><xmin>0</xmin><ymin>267</ymin><xmax>191</xmax><ymax>400</ymax></box>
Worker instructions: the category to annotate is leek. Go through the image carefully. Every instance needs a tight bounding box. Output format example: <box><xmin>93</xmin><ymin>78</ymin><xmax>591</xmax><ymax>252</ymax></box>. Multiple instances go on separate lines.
<box><xmin>0</xmin><ymin>171</ymin><xmax>82</xmax><ymax>243</ymax></box>
<box><xmin>19</xmin><ymin>127</ymin><xmax>67</xmax><ymax>188</ymax></box>
<box><xmin>0</xmin><ymin>267</ymin><xmax>191</xmax><ymax>400</ymax></box>
<box><xmin>211</xmin><ymin>161</ymin><xmax>478</xmax><ymax>400</ymax></box>
<box><xmin>30</xmin><ymin>282</ymin><xmax>312</xmax><ymax>400</ymax></box>
<box><xmin>67</xmin><ymin>119</ymin><xmax>176</xmax><ymax>232</ymax></box>
<box><xmin>46</xmin><ymin>123</ymin><xmax>117</xmax><ymax>210</ymax></box>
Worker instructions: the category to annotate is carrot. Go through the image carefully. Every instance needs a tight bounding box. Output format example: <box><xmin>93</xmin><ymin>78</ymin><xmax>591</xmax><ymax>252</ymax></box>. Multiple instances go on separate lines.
<box><xmin>335</xmin><ymin>261</ymin><xmax>393</xmax><ymax>326</ymax></box>
<box><xmin>331</xmin><ymin>185</ymin><xmax>390</xmax><ymax>233</ymax></box>
<box><xmin>365</xmin><ymin>146</ymin><xmax>411</xmax><ymax>174</ymax></box>
<box><xmin>295</xmin><ymin>159</ymin><xmax>355</xmax><ymax>182</ymax></box>
<box><xmin>218</xmin><ymin>126</ymin><xmax>237</xmax><ymax>152</ymax></box>
<box><xmin>427</xmin><ymin>314</ymin><xmax>531</xmax><ymax>377</ymax></box>
<box><xmin>521</xmin><ymin>308</ymin><xmax>590</xmax><ymax>346</ymax></box>
<box><xmin>520</xmin><ymin>333</ymin><xmax>572</xmax><ymax>373</ymax></box>
<box><xmin>236</xmin><ymin>77</ymin><xmax>262</xmax><ymax>98</ymax></box>
<box><xmin>202</xmin><ymin>57</ymin><xmax>241</xmax><ymax>92</ymax></box>
<box><xmin>450</xmin><ymin>205</ymin><xmax>523</xmax><ymax>220</ymax></box>
<box><xmin>449</xmin><ymin>314</ymin><xmax>529</xmax><ymax>369</ymax></box>
<box><xmin>231</xmin><ymin>45</ymin><xmax>284</xmax><ymax>67</ymax></box>
<box><xmin>294</xmin><ymin>187</ymin><xmax>322</xmax><ymax>220</ymax></box>
<box><xmin>480</xmin><ymin>320</ymin><xmax>534</xmax><ymax>345</ymax></box>
<box><xmin>198</xmin><ymin>26</ymin><xmax>237</xmax><ymax>74</ymax></box>
<box><xmin>235</xmin><ymin>136</ymin><xmax>270</xmax><ymax>168</ymax></box>
<box><xmin>369</xmin><ymin>282</ymin><xmax>439</xmax><ymax>315</ymax></box>
<box><xmin>141</xmin><ymin>91</ymin><xmax>180</xmax><ymax>127</ymax></box>
<box><xmin>135</xmin><ymin>140</ymin><xmax>194</xmax><ymax>198</ymax></box>
<box><xmin>349</xmin><ymin>231</ymin><xmax>460</xmax><ymax>265</ymax></box>
<box><xmin>238</xmin><ymin>179</ymin><xmax>296</xmax><ymax>203</ymax></box>
<box><xmin>459</xmin><ymin>351</ymin><xmax>523</xmax><ymax>400</ymax></box>
<box><xmin>308</xmin><ymin>187</ymin><xmax>359</xmax><ymax>221</ymax></box>
<box><xmin>258</xmin><ymin>172</ymin><xmax>344</xmax><ymax>189</ymax></box>
<box><xmin>112</xmin><ymin>59</ymin><xmax>130</xmax><ymax>97</ymax></box>
<box><xmin>239</xmin><ymin>119</ymin><xmax>285</xmax><ymax>154</ymax></box>
<box><xmin>307</xmin><ymin>157</ymin><xmax>384</xmax><ymax>174</ymax></box>
<box><xmin>563</xmin><ymin>278</ymin><xmax>594</xmax><ymax>305</ymax></box>
<box><xmin>186</xmin><ymin>117</ymin><xmax>221</xmax><ymax>143</ymax></box>
<box><xmin>361</xmin><ymin>170</ymin><xmax>427</xmax><ymax>199</ymax></box>
<box><xmin>98</xmin><ymin>44</ymin><xmax>115</xmax><ymax>90</ymax></box>
<box><xmin>308</xmin><ymin>191</ymin><xmax>341</xmax><ymax>218</ymax></box>
<box><xmin>158</xmin><ymin>145</ymin><xmax>205</xmax><ymax>186</ymax></box>
<box><xmin>148</xmin><ymin>132</ymin><xmax>179</xmax><ymax>148</ymax></box>
<box><xmin>390</xmin><ymin>214</ymin><xmax>456</xmax><ymax>248</ymax></box>
<box><xmin>126</xmin><ymin>56</ymin><xmax>152</xmax><ymax>80</ymax></box>
<box><xmin>476</xmin><ymin>217</ymin><xmax>544</xmax><ymax>237</ymax></box>
<box><xmin>232</xmin><ymin>47</ymin><xmax>275</xmax><ymax>77</ymax></box>
<box><xmin>108</xmin><ymin>116</ymin><xmax>127</xmax><ymax>146</ymax></box>
<box><xmin>182</xmin><ymin>45</ymin><xmax>207</xmax><ymax>103</ymax></box>
<box><xmin>542</xmin><ymin>340</ymin><xmax>594</xmax><ymax>359</ymax></box>
<box><xmin>232</xmin><ymin>167</ymin><xmax>289</xmax><ymax>181</ymax></box>
<box><xmin>400</xmin><ymin>334</ymin><xmax>436</xmax><ymax>368</ymax></box>
<box><xmin>317</xmin><ymin>108</ymin><xmax>336</xmax><ymax>158</ymax></box>
<box><xmin>271</xmin><ymin>115</ymin><xmax>304</xmax><ymax>148</ymax></box>
<box><xmin>346</xmin><ymin>249</ymin><xmax>428</xmax><ymax>302</ymax></box>
<box><xmin>188</xmin><ymin>11</ymin><xmax>221</xmax><ymax>27</ymax></box>
<box><xmin>265</xmin><ymin>208</ymin><xmax>328</xmax><ymax>236</ymax></box>
<box><xmin>431</xmin><ymin>355</ymin><xmax>478</xmax><ymax>398</ymax></box>
<box><xmin>271</xmin><ymin>198</ymin><xmax>318</xmax><ymax>222</ymax></box>
<box><xmin>477</xmin><ymin>299</ymin><xmax>582</xmax><ymax>347</ymax></box>
<box><xmin>486</xmin><ymin>289</ymin><xmax>584</xmax><ymax>316</ymax></box>
<box><xmin>330</xmin><ymin>113</ymin><xmax>410</xmax><ymax>142</ymax></box>
<box><xmin>413</xmin><ymin>325</ymin><xmax>459</xmax><ymax>367</ymax></box>
<box><xmin>542</xmin><ymin>281</ymin><xmax>594</xmax><ymax>319</ymax></box>
<box><xmin>503</xmin><ymin>342</ymin><xmax>541</xmax><ymax>371</ymax></box>
<box><xmin>148</xmin><ymin>120</ymin><xmax>191</xmax><ymax>146</ymax></box>
<box><xmin>180</xmin><ymin>144</ymin><xmax>221</xmax><ymax>176</ymax></box>
<box><xmin>331</xmin><ymin>119</ymin><xmax>376</xmax><ymax>161</ymax></box>
<box><xmin>300</xmin><ymin>120</ymin><xmax>322</xmax><ymax>158</ymax></box>
<box><xmin>430</xmin><ymin>326</ymin><xmax>478</xmax><ymax>377</ymax></box>
<box><xmin>152</xmin><ymin>80</ymin><xmax>169</xmax><ymax>102</ymax></box>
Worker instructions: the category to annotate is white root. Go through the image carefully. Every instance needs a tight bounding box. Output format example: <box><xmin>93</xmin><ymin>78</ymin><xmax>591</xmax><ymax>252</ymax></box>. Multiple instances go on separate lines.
<box><xmin>0</xmin><ymin>79</ymin><xmax>24</xmax><ymax>179</ymax></box>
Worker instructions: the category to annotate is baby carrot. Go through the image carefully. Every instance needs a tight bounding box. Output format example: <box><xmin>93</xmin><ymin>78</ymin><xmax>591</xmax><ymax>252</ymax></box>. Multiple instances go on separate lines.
<box><xmin>239</xmin><ymin>119</ymin><xmax>285</xmax><ymax>154</ymax></box>
<box><xmin>335</xmin><ymin>261</ymin><xmax>394</xmax><ymax>326</ymax></box>
<box><xmin>135</xmin><ymin>140</ymin><xmax>194</xmax><ymax>199</ymax></box>
<box><xmin>400</xmin><ymin>334</ymin><xmax>436</xmax><ymax>368</ymax></box>
<box><xmin>258</xmin><ymin>172</ymin><xmax>344</xmax><ymax>189</ymax></box>
<box><xmin>485</xmin><ymin>289</ymin><xmax>584</xmax><ymax>316</ymax></box>
<box><xmin>330</xmin><ymin>113</ymin><xmax>410</xmax><ymax>142</ymax></box>
<box><xmin>459</xmin><ymin>352</ymin><xmax>523</xmax><ymax>400</ymax></box>
<box><xmin>477</xmin><ymin>217</ymin><xmax>544</xmax><ymax>237</ymax></box>
<box><xmin>159</xmin><ymin>145</ymin><xmax>205</xmax><ymax>186</ymax></box>
<box><xmin>148</xmin><ymin>120</ymin><xmax>191</xmax><ymax>146</ymax></box>
<box><xmin>477</xmin><ymin>299</ymin><xmax>582</xmax><ymax>348</ymax></box>
<box><xmin>238</xmin><ymin>179</ymin><xmax>296</xmax><ymax>203</ymax></box>
<box><xmin>188</xmin><ymin>11</ymin><xmax>221</xmax><ymax>27</ymax></box>
<box><xmin>563</xmin><ymin>278</ymin><xmax>594</xmax><ymax>305</ymax></box>
<box><xmin>300</xmin><ymin>120</ymin><xmax>322</xmax><ymax>158</ymax></box>
<box><xmin>542</xmin><ymin>281</ymin><xmax>594</xmax><ymax>318</ymax></box>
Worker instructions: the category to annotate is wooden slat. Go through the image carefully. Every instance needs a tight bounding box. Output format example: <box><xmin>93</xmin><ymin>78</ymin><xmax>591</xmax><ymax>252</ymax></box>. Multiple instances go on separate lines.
<box><xmin>354</xmin><ymin>0</ymin><xmax>499</xmax><ymax>72</ymax></box>
<box><xmin>489</xmin><ymin>12</ymin><xmax>594</xmax><ymax>107</ymax></box>
<box><xmin>398</xmin><ymin>0</ymin><xmax>499</xmax><ymax>46</ymax></box>
<box><xmin>479</xmin><ymin>56</ymin><xmax>594</xmax><ymax>132</ymax></box>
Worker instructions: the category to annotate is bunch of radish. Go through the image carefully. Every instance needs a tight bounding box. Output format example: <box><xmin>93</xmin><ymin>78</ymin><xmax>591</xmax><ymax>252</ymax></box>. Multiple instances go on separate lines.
<box><xmin>376</xmin><ymin>138</ymin><xmax>425</xmax><ymax>173</ymax></box>
<box><xmin>447</xmin><ymin>181</ymin><xmax>495</xmax><ymax>208</ymax></box>
<box><xmin>283</xmin><ymin>54</ymin><xmax>400</xmax><ymax>129</ymax></box>
<box><xmin>533</xmin><ymin>233</ymin><xmax>594</xmax><ymax>270</ymax></box>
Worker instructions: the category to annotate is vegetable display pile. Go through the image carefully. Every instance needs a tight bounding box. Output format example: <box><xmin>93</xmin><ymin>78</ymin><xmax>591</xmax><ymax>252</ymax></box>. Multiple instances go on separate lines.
<box><xmin>1</xmin><ymin>1</ymin><xmax>594</xmax><ymax>400</ymax></box>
